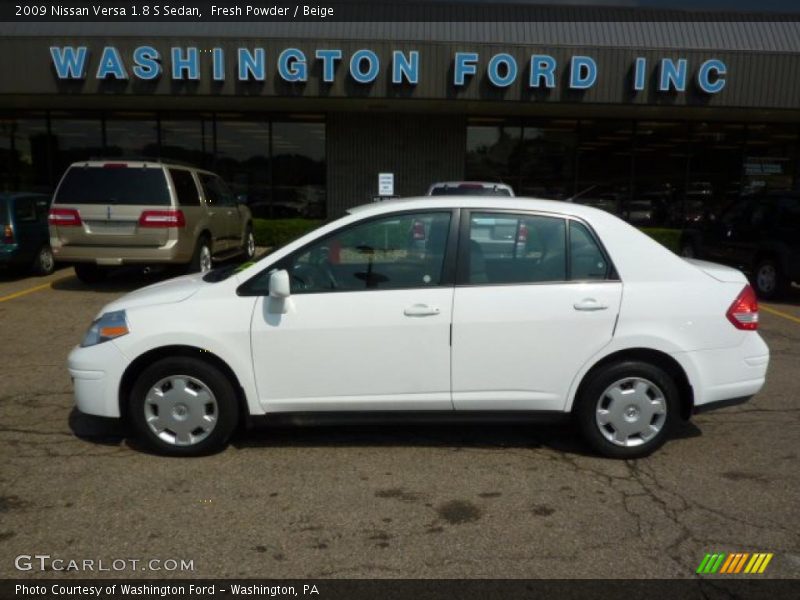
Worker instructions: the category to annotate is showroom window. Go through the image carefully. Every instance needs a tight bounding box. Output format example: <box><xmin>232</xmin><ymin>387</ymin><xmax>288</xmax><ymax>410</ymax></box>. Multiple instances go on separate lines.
<box><xmin>0</xmin><ymin>115</ymin><xmax>51</xmax><ymax>193</ymax></box>
<box><xmin>0</xmin><ymin>111</ymin><xmax>326</xmax><ymax>219</ymax></box>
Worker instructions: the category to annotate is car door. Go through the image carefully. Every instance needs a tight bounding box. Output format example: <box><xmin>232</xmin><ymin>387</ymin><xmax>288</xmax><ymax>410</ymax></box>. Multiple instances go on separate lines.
<box><xmin>451</xmin><ymin>211</ymin><xmax>622</xmax><ymax>412</ymax></box>
<box><xmin>705</xmin><ymin>198</ymin><xmax>753</xmax><ymax>266</ymax></box>
<box><xmin>246</xmin><ymin>210</ymin><xmax>457</xmax><ymax>412</ymax></box>
<box><xmin>197</xmin><ymin>172</ymin><xmax>234</xmax><ymax>253</ymax></box>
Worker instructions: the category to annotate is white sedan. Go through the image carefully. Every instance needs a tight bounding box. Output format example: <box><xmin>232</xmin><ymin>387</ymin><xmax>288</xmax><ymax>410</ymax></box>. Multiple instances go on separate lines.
<box><xmin>68</xmin><ymin>197</ymin><xmax>769</xmax><ymax>458</ymax></box>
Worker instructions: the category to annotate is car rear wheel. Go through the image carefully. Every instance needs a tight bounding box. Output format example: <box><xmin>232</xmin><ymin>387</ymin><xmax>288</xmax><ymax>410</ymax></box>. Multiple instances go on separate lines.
<box><xmin>188</xmin><ymin>236</ymin><xmax>213</xmax><ymax>274</ymax></box>
<box><xmin>753</xmin><ymin>258</ymin><xmax>787</xmax><ymax>300</ymax></box>
<box><xmin>575</xmin><ymin>360</ymin><xmax>679</xmax><ymax>459</ymax></box>
<box><xmin>32</xmin><ymin>244</ymin><xmax>55</xmax><ymax>276</ymax></box>
<box><xmin>74</xmin><ymin>263</ymin><xmax>108</xmax><ymax>284</ymax></box>
<box><xmin>129</xmin><ymin>357</ymin><xmax>239</xmax><ymax>456</ymax></box>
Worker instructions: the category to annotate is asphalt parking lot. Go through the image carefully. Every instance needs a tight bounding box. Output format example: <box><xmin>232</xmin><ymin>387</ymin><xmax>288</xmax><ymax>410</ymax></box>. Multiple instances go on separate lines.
<box><xmin>0</xmin><ymin>265</ymin><xmax>798</xmax><ymax>580</ymax></box>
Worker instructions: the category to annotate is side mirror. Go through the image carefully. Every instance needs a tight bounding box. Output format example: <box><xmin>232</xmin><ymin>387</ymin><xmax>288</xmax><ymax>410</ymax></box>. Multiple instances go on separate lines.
<box><xmin>269</xmin><ymin>269</ymin><xmax>291</xmax><ymax>298</ymax></box>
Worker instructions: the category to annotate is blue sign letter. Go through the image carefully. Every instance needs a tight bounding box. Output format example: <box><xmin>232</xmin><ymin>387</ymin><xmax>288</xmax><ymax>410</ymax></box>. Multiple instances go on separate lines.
<box><xmin>96</xmin><ymin>46</ymin><xmax>128</xmax><ymax>80</ymax></box>
<box><xmin>529</xmin><ymin>55</ymin><xmax>556</xmax><ymax>88</ymax></box>
<box><xmin>278</xmin><ymin>48</ymin><xmax>307</xmax><ymax>82</ymax></box>
<box><xmin>238</xmin><ymin>48</ymin><xmax>265</xmax><ymax>81</ymax></box>
<box><xmin>132</xmin><ymin>46</ymin><xmax>161</xmax><ymax>80</ymax></box>
<box><xmin>212</xmin><ymin>48</ymin><xmax>225</xmax><ymax>81</ymax></box>
<box><xmin>315</xmin><ymin>49</ymin><xmax>342</xmax><ymax>83</ymax></box>
<box><xmin>392</xmin><ymin>51</ymin><xmax>419</xmax><ymax>85</ymax></box>
<box><xmin>487</xmin><ymin>53</ymin><xmax>517</xmax><ymax>87</ymax></box>
<box><xmin>697</xmin><ymin>59</ymin><xmax>726</xmax><ymax>94</ymax></box>
<box><xmin>350</xmin><ymin>49</ymin><xmax>379</xmax><ymax>84</ymax></box>
<box><xmin>570</xmin><ymin>56</ymin><xmax>597</xmax><ymax>89</ymax></box>
<box><xmin>50</xmin><ymin>46</ymin><xmax>88</xmax><ymax>79</ymax></box>
<box><xmin>171</xmin><ymin>47</ymin><xmax>199</xmax><ymax>80</ymax></box>
<box><xmin>633</xmin><ymin>57</ymin><xmax>647</xmax><ymax>91</ymax></box>
<box><xmin>659</xmin><ymin>58</ymin><xmax>687</xmax><ymax>92</ymax></box>
<box><xmin>454</xmin><ymin>52</ymin><xmax>479</xmax><ymax>86</ymax></box>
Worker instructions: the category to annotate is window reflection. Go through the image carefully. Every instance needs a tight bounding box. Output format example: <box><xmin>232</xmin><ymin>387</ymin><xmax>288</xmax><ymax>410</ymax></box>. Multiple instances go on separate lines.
<box><xmin>50</xmin><ymin>116</ymin><xmax>104</xmax><ymax>187</ymax></box>
<box><xmin>160</xmin><ymin>118</ymin><xmax>213</xmax><ymax>169</ymax></box>
<box><xmin>0</xmin><ymin>115</ymin><xmax>50</xmax><ymax>193</ymax></box>
<box><xmin>272</xmin><ymin>121</ymin><xmax>326</xmax><ymax>219</ymax></box>
<box><xmin>104</xmin><ymin>115</ymin><xmax>158</xmax><ymax>158</ymax></box>
<box><xmin>214</xmin><ymin>119</ymin><xmax>271</xmax><ymax>215</ymax></box>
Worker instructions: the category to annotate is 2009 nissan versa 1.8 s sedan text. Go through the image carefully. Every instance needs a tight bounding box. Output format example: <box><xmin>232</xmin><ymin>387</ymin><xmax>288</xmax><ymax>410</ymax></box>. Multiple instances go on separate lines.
<box><xmin>67</xmin><ymin>197</ymin><xmax>769</xmax><ymax>458</ymax></box>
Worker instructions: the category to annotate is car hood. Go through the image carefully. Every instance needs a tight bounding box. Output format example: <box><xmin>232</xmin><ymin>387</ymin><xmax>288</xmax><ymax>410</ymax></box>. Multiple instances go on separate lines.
<box><xmin>684</xmin><ymin>258</ymin><xmax>748</xmax><ymax>284</ymax></box>
<box><xmin>99</xmin><ymin>273</ymin><xmax>205</xmax><ymax>314</ymax></box>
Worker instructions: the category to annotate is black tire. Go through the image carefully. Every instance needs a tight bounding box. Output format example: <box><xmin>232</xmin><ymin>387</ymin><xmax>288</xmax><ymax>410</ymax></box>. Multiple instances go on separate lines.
<box><xmin>74</xmin><ymin>263</ymin><xmax>108</xmax><ymax>284</ymax></box>
<box><xmin>242</xmin><ymin>224</ymin><xmax>256</xmax><ymax>260</ymax></box>
<box><xmin>128</xmin><ymin>356</ymin><xmax>239</xmax><ymax>456</ymax></box>
<box><xmin>752</xmin><ymin>258</ymin><xmax>787</xmax><ymax>300</ymax></box>
<box><xmin>187</xmin><ymin>235</ymin><xmax>212</xmax><ymax>274</ymax></box>
<box><xmin>31</xmin><ymin>244</ymin><xmax>55</xmax><ymax>276</ymax></box>
<box><xmin>574</xmin><ymin>360</ymin><xmax>680</xmax><ymax>459</ymax></box>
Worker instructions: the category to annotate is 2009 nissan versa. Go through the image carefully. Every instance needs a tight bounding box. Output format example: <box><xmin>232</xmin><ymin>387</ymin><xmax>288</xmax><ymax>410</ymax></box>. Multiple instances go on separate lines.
<box><xmin>68</xmin><ymin>197</ymin><xmax>769</xmax><ymax>458</ymax></box>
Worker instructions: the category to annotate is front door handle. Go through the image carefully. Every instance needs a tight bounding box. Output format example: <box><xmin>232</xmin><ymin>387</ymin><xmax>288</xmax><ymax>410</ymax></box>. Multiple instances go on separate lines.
<box><xmin>404</xmin><ymin>304</ymin><xmax>441</xmax><ymax>317</ymax></box>
<box><xmin>573</xmin><ymin>298</ymin><xmax>608</xmax><ymax>311</ymax></box>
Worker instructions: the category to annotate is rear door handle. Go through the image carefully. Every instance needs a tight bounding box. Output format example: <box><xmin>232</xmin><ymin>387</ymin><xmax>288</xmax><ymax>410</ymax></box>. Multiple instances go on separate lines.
<box><xmin>573</xmin><ymin>298</ymin><xmax>608</xmax><ymax>311</ymax></box>
<box><xmin>404</xmin><ymin>304</ymin><xmax>441</xmax><ymax>317</ymax></box>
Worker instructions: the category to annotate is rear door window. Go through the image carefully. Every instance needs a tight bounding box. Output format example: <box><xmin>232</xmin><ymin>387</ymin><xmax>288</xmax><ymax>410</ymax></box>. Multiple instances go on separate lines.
<box><xmin>466</xmin><ymin>212</ymin><xmax>567</xmax><ymax>284</ymax></box>
<box><xmin>569</xmin><ymin>221</ymin><xmax>609</xmax><ymax>280</ymax></box>
<box><xmin>13</xmin><ymin>197</ymin><xmax>37</xmax><ymax>222</ymax></box>
<box><xmin>169</xmin><ymin>169</ymin><xmax>201</xmax><ymax>207</ymax></box>
<box><xmin>54</xmin><ymin>166</ymin><xmax>170</xmax><ymax>206</ymax></box>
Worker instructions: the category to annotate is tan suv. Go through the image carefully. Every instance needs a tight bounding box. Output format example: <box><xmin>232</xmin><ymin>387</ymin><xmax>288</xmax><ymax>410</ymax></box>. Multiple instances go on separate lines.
<box><xmin>49</xmin><ymin>160</ymin><xmax>255</xmax><ymax>283</ymax></box>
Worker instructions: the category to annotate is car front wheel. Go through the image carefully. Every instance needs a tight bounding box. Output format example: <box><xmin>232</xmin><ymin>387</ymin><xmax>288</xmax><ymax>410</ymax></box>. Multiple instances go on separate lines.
<box><xmin>129</xmin><ymin>357</ymin><xmax>239</xmax><ymax>456</ymax></box>
<box><xmin>575</xmin><ymin>360</ymin><xmax>680</xmax><ymax>459</ymax></box>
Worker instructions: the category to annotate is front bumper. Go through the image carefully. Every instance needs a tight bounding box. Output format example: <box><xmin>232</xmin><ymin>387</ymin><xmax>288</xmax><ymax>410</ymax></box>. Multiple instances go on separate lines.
<box><xmin>68</xmin><ymin>341</ymin><xmax>129</xmax><ymax>418</ymax></box>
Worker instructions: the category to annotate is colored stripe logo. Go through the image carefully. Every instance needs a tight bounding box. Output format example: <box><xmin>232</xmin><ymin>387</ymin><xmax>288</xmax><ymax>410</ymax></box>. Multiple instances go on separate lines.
<box><xmin>697</xmin><ymin>552</ymin><xmax>773</xmax><ymax>574</ymax></box>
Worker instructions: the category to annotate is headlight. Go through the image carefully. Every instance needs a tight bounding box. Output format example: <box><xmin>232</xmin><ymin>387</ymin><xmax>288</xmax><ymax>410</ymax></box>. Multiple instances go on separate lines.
<box><xmin>81</xmin><ymin>310</ymin><xmax>129</xmax><ymax>347</ymax></box>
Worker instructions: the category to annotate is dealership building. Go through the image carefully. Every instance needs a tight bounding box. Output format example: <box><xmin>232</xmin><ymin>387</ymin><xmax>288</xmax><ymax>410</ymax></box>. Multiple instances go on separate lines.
<box><xmin>1</xmin><ymin>8</ymin><xmax>799</xmax><ymax>223</ymax></box>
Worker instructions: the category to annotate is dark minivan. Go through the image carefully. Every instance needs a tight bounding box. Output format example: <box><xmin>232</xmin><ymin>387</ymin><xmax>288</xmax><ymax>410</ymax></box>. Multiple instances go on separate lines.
<box><xmin>681</xmin><ymin>193</ymin><xmax>800</xmax><ymax>299</ymax></box>
<box><xmin>0</xmin><ymin>193</ymin><xmax>55</xmax><ymax>276</ymax></box>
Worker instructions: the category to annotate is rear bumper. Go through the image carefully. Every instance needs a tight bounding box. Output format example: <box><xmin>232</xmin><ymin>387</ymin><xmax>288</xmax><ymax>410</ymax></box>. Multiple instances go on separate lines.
<box><xmin>673</xmin><ymin>333</ymin><xmax>769</xmax><ymax>411</ymax></box>
<box><xmin>52</xmin><ymin>238</ymin><xmax>194</xmax><ymax>265</ymax></box>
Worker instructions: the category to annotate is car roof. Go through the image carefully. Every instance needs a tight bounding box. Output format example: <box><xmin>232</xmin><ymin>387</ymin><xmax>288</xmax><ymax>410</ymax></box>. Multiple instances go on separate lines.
<box><xmin>347</xmin><ymin>195</ymin><xmax>610</xmax><ymax>221</ymax></box>
<box><xmin>429</xmin><ymin>181</ymin><xmax>513</xmax><ymax>188</ymax></box>
<box><xmin>67</xmin><ymin>160</ymin><xmax>207</xmax><ymax>171</ymax></box>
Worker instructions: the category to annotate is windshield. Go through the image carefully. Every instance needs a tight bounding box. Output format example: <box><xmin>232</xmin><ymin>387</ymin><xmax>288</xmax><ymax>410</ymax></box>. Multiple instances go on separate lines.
<box><xmin>431</xmin><ymin>186</ymin><xmax>512</xmax><ymax>197</ymax></box>
<box><xmin>54</xmin><ymin>167</ymin><xmax>170</xmax><ymax>205</ymax></box>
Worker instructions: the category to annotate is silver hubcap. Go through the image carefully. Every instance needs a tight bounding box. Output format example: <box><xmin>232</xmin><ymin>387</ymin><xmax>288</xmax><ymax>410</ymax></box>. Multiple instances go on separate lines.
<box><xmin>246</xmin><ymin>232</ymin><xmax>255</xmax><ymax>257</ymax></box>
<box><xmin>757</xmin><ymin>264</ymin><xmax>776</xmax><ymax>293</ymax></box>
<box><xmin>199</xmin><ymin>245</ymin><xmax>212</xmax><ymax>273</ymax></box>
<box><xmin>595</xmin><ymin>377</ymin><xmax>667</xmax><ymax>447</ymax></box>
<box><xmin>39</xmin><ymin>247</ymin><xmax>54</xmax><ymax>271</ymax></box>
<box><xmin>144</xmin><ymin>375</ymin><xmax>218</xmax><ymax>447</ymax></box>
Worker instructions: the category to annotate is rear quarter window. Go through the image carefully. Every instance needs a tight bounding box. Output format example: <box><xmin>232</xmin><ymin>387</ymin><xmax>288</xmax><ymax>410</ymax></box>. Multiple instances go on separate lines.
<box><xmin>54</xmin><ymin>166</ymin><xmax>171</xmax><ymax>206</ymax></box>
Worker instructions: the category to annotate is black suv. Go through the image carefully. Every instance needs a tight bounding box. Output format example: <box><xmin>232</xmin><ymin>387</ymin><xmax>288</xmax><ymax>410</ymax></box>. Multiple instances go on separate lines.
<box><xmin>680</xmin><ymin>193</ymin><xmax>800</xmax><ymax>299</ymax></box>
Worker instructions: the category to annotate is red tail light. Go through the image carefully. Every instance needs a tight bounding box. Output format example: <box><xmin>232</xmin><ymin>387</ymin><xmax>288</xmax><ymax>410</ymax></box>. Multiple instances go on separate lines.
<box><xmin>412</xmin><ymin>220</ymin><xmax>426</xmax><ymax>241</ymax></box>
<box><xmin>138</xmin><ymin>209</ymin><xmax>186</xmax><ymax>228</ymax></box>
<box><xmin>2</xmin><ymin>224</ymin><xmax>14</xmax><ymax>244</ymax></box>
<box><xmin>48</xmin><ymin>208</ymin><xmax>82</xmax><ymax>227</ymax></box>
<box><xmin>726</xmin><ymin>284</ymin><xmax>759</xmax><ymax>330</ymax></box>
<box><xmin>517</xmin><ymin>222</ymin><xmax>529</xmax><ymax>244</ymax></box>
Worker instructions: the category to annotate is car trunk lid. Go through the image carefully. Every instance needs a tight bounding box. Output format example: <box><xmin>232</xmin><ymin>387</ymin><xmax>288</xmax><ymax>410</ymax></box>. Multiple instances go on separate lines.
<box><xmin>684</xmin><ymin>258</ymin><xmax>748</xmax><ymax>283</ymax></box>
